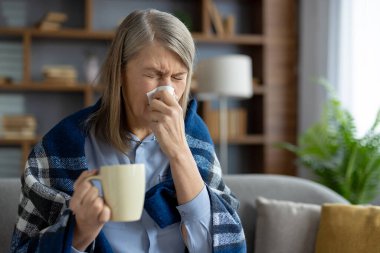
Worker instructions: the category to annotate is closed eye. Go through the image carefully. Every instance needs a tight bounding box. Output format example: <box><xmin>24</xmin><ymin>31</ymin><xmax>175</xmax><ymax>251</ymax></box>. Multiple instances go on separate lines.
<box><xmin>144</xmin><ymin>72</ymin><xmax>160</xmax><ymax>79</ymax></box>
<box><xmin>172</xmin><ymin>74</ymin><xmax>186</xmax><ymax>81</ymax></box>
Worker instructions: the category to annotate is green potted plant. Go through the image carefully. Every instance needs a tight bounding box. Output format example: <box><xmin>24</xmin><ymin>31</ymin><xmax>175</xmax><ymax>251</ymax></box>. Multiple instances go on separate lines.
<box><xmin>281</xmin><ymin>81</ymin><xmax>380</xmax><ymax>204</ymax></box>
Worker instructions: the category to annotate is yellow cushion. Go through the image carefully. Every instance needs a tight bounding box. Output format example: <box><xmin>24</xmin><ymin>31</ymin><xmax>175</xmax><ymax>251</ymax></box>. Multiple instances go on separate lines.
<box><xmin>315</xmin><ymin>204</ymin><xmax>380</xmax><ymax>253</ymax></box>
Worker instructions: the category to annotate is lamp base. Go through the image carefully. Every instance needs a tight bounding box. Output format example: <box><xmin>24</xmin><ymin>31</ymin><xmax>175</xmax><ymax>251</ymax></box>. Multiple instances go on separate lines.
<box><xmin>219</xmin><ymin>97</ymin><xmax>228</xmax><ymax>174</ymax></box>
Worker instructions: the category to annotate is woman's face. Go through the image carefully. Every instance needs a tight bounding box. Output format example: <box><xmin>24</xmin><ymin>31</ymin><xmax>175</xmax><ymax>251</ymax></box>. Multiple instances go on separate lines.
<box><xmin>122</xmin><ymin>42</ymin><xmax>188</xmax><ymax>131</ymax></box>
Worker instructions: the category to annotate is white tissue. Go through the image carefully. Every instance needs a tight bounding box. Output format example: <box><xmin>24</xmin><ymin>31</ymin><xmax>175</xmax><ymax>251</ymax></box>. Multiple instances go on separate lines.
<box><xmin>146</xmin><ymin>86</ymin><xmax>175</xmax><ymax>104</ymax></box>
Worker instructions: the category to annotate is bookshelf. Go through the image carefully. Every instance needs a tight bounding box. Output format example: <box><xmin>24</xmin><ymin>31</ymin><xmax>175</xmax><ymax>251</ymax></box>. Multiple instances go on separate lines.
<box><xmin>0</xmin><ymin>0</ymin><xmax>297</xmax><ymax>175</ymax></box>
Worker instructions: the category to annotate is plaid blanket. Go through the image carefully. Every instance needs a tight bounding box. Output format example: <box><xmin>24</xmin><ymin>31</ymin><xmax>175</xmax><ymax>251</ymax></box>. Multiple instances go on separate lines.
<box><xmin>10</xmin><ymin>99</ymin><xmax>246</xmax><ymax>253</ymax></box>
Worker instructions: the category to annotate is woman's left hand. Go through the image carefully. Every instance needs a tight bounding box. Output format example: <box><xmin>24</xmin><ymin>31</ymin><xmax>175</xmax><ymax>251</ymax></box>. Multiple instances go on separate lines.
<box><xmin>148</xmin><ymin>90</ymin><xmax>187</xmax><ymax>159</ymax></box>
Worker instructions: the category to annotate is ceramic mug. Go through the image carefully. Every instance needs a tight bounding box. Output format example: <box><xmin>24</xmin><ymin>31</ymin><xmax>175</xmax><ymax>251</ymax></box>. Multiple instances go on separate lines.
<box><xmin>86</xmin><ymin>164</ymin><xmax>146</xmax><ymax>221</ymax></box>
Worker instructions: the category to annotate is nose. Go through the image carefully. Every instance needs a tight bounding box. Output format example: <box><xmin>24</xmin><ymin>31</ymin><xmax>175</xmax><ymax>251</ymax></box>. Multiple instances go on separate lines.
<box><xmin>158</xmin><ymin>76</ymin><xmax>172</xmax><ymax>87</ymax></box>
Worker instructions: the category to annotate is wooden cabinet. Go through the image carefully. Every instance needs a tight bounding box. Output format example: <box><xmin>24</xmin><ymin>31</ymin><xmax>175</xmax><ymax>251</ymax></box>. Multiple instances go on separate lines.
<box><xmin>0</xmin><ymin>0</ymin><xmax>297</xmax><ymax>175</ymax></box>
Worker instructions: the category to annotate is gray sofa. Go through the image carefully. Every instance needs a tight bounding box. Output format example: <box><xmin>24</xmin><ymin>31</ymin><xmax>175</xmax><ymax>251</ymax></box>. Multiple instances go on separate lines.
<box><xmin>0</xmin><ymin>174</ymin><xmax>348</xmax><ymax>252</ymax></box>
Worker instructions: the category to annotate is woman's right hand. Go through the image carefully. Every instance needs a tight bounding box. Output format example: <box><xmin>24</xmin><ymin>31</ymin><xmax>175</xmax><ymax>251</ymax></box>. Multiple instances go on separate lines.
<box><xmin>69</xmin><ymin>170</ymin><xmax>111</xmax><ymax>251</ymax></box>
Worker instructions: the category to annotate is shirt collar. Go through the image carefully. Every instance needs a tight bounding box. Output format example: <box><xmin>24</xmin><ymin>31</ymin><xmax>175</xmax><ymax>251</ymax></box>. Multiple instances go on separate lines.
<box><xmin>128</xmin><ymin>132</ymin><xmax>156</xmax><ymax>143</ymax></box>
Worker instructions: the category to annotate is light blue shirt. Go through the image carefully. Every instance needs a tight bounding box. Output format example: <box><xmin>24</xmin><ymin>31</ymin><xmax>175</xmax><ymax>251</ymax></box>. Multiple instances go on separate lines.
<box><xmin>71</xmin><ymin>131</ymin><xmax>211</xmax><ymax>253</ymax></box>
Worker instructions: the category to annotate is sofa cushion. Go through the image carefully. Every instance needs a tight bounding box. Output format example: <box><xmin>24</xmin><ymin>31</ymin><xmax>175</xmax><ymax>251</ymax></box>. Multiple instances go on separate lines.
<box><xmin>254</xmin><ymin>196</ymin><xmax>321</xmax><ymax>253</ymax></box>
<box><xmin>315</xmin><ymin>204</ymin><xmax>380</xmax><ymax>253</ymax></box>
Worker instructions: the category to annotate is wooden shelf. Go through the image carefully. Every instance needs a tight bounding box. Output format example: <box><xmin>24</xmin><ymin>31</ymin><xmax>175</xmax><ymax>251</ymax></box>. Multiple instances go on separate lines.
<box><xmin>0</xmin><ymin>27</ymin><xmax>25</xmax><ymax>36</ymax></box>
<box><xmin>30</xmin><ymin>29</ymin><xmax>115</xmax><ymax>40</ymax></box>
<box><xmin>0</xmin><ymin>83</ymin><xmax>96</xmax><ymax>107</ymax></box>
<box><xmin>192</xmin><ymin>81</ymin><xmax>265</xmax><ymax>95</ymax></box>
<box><xmin>192</xmin><ymin>33</ymin><xmax>265</xmax><ymax>45</ymax></box>
<box><xmin>0</xmin><ymin>27</ymin><xmax>264</xmax><ymax>45</ymax></box>
<box><xmin>0</xmin><ymin>83</ymin><xmax>93</xmax><ymax>92</ymax></box>
<box><xmin>0</xmin><ymin>137</ymin><xmax>39</xmax><ymax>145</ymax></box>
<box><xmin>0</xmin><ymin>27</ymin><xmax>114</xmax><ymax>40</ymax></box>
<box><xmin>213</xmin><ymin>135</ymin><xmax>265</xmax><ymax>145</ymax></box>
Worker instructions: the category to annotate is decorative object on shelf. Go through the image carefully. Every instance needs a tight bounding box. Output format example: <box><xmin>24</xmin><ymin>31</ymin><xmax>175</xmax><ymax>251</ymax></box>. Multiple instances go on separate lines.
<box><xmin>280</xmin><ymin>81</ymin><xmax>380</xmax><ymax>204</ymax></box>
<box><xmin>196</xmin><ymin>54</ymin><xmax>253</xmax><ymax>174</ymax></box>
<box><xmin>42</xmin><ymin>65</ymin><xmax>77</xmax><ymax>85</ymax></box>
<box><xmin>1</xmin><ymin>114</ymin><xmax>37</xmax><ymax>139</ymax></box>
<box><xmin>205</xmin><ymin>0</ymin><xmax>224</xmax><ymax>36</ymax></box>
<box><xmin>223</xmin><ymin>15</ymin><xmax>235</xmax><ymax>36</ymax></box>
<box><xmin>84</xmin><ymin>51</ymin><xmax>100</xmax><ymax>85</ymax></box>
<box><xmin>36</xmin><ymin>12</ymin><xmax>68</xmax><ymax>31</ymax></box>
<box><xmin>0</xmin><ymin>76</ymin><xmax>12</xmax><ymax>85</ymax></box>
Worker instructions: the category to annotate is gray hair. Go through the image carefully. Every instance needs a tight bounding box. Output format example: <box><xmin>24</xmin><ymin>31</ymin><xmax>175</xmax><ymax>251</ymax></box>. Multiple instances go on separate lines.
<box><xmin>89</xmin><ymin>9</ymin><xmax>195</xmax><ymax>153</ymax></box>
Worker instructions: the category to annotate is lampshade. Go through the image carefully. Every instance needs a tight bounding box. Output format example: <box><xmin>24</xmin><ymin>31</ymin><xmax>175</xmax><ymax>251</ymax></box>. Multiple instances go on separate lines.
<box><xmin>196</xmin><ymin>54</ymin><xmax>253</xmax><ymax>100</ymax></box>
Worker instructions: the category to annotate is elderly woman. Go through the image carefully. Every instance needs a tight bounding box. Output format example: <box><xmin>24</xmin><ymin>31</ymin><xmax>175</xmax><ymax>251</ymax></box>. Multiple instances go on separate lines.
<box><xmin>10</xmin><ymin>9</ymin><xmax>245</xmax><ymax>253</ymax></box>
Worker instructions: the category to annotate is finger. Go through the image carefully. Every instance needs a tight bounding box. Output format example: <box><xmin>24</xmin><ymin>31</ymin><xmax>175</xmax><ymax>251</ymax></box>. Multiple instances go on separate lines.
<box><xmin>81</xmin><ymin>186</ymin><xmax>100</xmax><ymax>207</ymax></box>
<box><xmin>150</xmin><ymin>100</ymin><xmax>182</xmax><ymax>121</ymax></box>
<box><xmin>74</xmin><ymin>169</ymin><xmax>98</xmax><ymax>190</ymax></box>
<box><xmin>98</xmin><ymin>205</ymin><xmax>111</xmax><ymax>223</ymax></box>
<box><xmin>149</xmin><ymin>98</ymin><xmax>171</xmax><ymax>114</ymax></box>
<box><xmin>70</xmin><ymin>186</ymin><xmax>92</xmax><ymax>213</ymax></box>
<box><xmin>87</xmin><ymin>197</ymin><xmax>105</xmax><ymax>219</ymax></box>
<box><xmin>70</xmin><ymin>177</ymin><xmax>95</xmax><ymax>211</ymax></box>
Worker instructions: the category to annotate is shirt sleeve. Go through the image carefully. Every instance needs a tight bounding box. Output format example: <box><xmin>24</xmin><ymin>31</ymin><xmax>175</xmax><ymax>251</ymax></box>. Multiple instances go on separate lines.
<box><xmin>176</xmin><ymin>185</ymin><xmax>212</xmax><ymax>253</ymax></box>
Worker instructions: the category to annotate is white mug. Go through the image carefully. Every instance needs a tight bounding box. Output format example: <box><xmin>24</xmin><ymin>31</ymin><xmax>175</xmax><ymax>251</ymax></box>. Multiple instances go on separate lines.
<box><xmin>86</xmin><ymin>164</ymin><xmax>145</xmax><ymax>221</ymax></box>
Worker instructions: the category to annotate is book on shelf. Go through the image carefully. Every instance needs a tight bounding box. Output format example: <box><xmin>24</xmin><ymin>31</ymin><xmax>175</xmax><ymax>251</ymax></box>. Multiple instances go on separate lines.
<box><xmin>44</xmin><ymin>12</ymin><xmax>68</xmax><ymax>23</ymax></box>
<box><xmin>36</xmin><ymin>11</ymin><xmax>68</xmax><ymax>31</ymax></box>
<box><xmin>42</xmin><ymin>65</ymin><xmax>77</xmax><ymax>76</ymax></box>
<box><xmin>1</xmin><ymin>129</ymin><xmax>36</xmax><ymax>139</ymax></box>
<box><xmin>42</xmin><ymin>65</ymin><xmax>78</xmax><ymax>85</ymax></box>
<box><xmin>1</xmin><ymin>114</ymin><xmax>37</xmax><ymax>140</ymax></box>
<box><xmin>36</xmin><ymin>21</ymin><xmax>62</xmax><ymax>31</ymax></box>
<box><xmin>204</xmin><ymin>108</ymin><xmax>248</xmax><ymax>140</ymax></box>
<box><xmin>2</xmin><ymin>115</ymin><xmax>36</xmax><ymax>128</ymax></box>
<box><xmin>43</xmin><ymin>76</ymin><xmax>76</xmax><ymax>85</ymax></box>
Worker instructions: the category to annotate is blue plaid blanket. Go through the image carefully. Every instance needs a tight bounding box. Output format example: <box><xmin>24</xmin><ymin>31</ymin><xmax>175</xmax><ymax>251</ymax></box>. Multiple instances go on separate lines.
<box><xmin>10</xmin><ymin>99</ymin><xmax>246</xmax><ymax>253</ymax></box>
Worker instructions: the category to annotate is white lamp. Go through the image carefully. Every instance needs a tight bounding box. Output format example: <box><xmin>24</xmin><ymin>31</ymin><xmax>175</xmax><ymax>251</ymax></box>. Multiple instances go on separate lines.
<box><xmin>196</xmin><ymin>54</ymin><xmax>253</xmax><ymax>174</ymax></box>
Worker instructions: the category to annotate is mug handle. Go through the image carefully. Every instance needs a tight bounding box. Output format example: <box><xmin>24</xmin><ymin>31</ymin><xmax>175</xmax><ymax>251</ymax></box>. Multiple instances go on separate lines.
<box><xmin>85</xmin><ymin>175</ymin><xmax>103</xmax><ymax>192</ymax></box>
<box><xmin>85</xmin><ymin>175</ymin><xmax>102</xmax><ymax>184</ymax></box>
